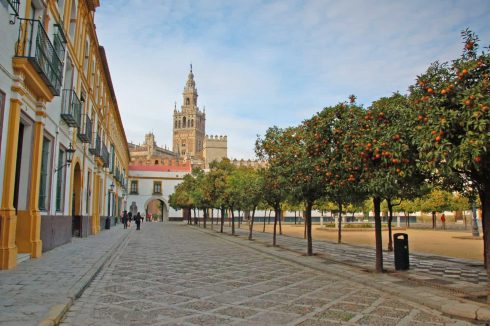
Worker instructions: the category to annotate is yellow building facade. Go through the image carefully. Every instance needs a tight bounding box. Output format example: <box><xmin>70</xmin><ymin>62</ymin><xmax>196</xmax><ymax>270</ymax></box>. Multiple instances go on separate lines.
<box><xmin>0</xmin><ymin>0</ymin><xmax>129</xmax><ymax>269</ymax></box>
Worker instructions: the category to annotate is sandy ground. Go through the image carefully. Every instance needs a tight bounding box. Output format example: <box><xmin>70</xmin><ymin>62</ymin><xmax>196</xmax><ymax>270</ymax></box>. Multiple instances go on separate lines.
<box><xmin>233</xmin><ymin>222</ymin><xmax>484</xmax><ymax>261</ymax></box>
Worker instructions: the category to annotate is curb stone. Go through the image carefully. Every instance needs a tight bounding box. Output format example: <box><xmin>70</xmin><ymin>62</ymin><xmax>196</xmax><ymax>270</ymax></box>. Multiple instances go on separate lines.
<box><xmin>190</xmin><ymin>225</ymin><xmax>489</xmax><ymax>323</ymax></box>
<box><xmin>37</xmin><ymin>230</ymin><xmax>131</xmax><ymax>326</ymax></box>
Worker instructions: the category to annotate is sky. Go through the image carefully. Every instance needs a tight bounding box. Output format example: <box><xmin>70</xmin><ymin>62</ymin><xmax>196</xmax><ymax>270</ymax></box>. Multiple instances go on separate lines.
<box><xmin>94</xmin><ymin>0</ymin><xmax>490</xmax><ymax>159</ymax></box>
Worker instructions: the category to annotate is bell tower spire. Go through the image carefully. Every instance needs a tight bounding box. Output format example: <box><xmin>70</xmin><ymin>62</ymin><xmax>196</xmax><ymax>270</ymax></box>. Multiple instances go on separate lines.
<box><xmin>173</xmin><ymin>66</ymin><xmax>206</xmax><ymax>158</ymax></box>
<box><xmin>183</xmin><ymin>64</ymin><xmax>197</xmax><ymax>112</ymax></box>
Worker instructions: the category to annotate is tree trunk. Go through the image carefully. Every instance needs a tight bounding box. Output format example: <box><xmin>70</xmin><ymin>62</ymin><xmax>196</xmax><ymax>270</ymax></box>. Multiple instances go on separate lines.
<box><xmin>238</xmin><ymin>209</ymin><xmax>241</xmax><ymax>228</ymax></box>
<box><xmin>337</xmin><ymin>201</ymin><xmax>342</xmax><ymax>244</ymax></box>
<box><xmin>477</xmin><ymin>187</ymin><xmax>489</xmax><ymax>299</ymax></box>
<box><xmin>294</xmin><ymin>211</ymin><xmax>297</xmax><ymax>224</ymax></box>
<box><xmin>373</xmin><ymin>196</ymin><xmax>384</xmax><ymax>273</ymax></box>
<box><xmin>480</xmin><ymin>189</ymin><xmax>488</xmax><ymax>269</ymax></box>
<box><xmin>268</xmin><ymin>210</ymin><xmax>272</xmax><ymax>224</ymax></box>
<box><xmin>279</xmin><ymin>209</ymin><xmax>282</xmax><ymax>235</ymax></box>
<box><xmin>231</xmin><ymin>207</ymin><xmax>235</xmax><ymax>235</ymax></box>
<box><xmin>304</xmin><ymin>211</ymin><xmax>307</xmax><ymax>239</ymax></box>
<box><xmin>249</xmin><ymin>206</ymin><xmax>256</xmax><ymax>240</ymax></box>
<box><xmin>263</xmin><ymin>211</ymin><xmax>266</xmax><ymax>232</ymax></box>
<box><xmin>387</xmin><ymin>199</ymin><xmax>394</xmax><ymax>252</ymax></box>
<box><xmin>432</xmin><ymin>211</ymin><xmax>436</xmax><ymax>229</ymax></box>
<box><xmin>306</xmin><ymin>201</ymin><xmax>313</xmax><ymax>256</ymax></box>
<box><xmin>273</xmin><ymin>208</ymin><xmax>278</xmax><ymax>246</ymax></box>
<box><xmin>220</xmin><ymin>207</ymin><xmax>225</xmax><ymax>233</ymax></box>
<box><xmin>203</xmin><ymin>208</ymin><xmax>207</xmax><ymax>229</ymax></box>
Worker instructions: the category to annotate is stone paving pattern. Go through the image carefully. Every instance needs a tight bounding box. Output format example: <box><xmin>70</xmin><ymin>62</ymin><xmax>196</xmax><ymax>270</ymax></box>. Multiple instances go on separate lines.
<box><xmin>219</xmin><ymin>223</ymin><xmax>486</xmax><ymax>295</ymax></box>
<box><xmin>61</xmin><ymin>223</ymin><xmax>469</xmax><ymax>325</ymax></box>
<box><xmin>0</xmin><ymin>226</ymin><xmax>128</xmax><ymax>325</ymax></box>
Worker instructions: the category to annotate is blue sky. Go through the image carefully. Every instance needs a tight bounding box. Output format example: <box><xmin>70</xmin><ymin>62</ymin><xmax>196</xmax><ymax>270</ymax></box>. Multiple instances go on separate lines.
<box><xmin>95</xmin><ymin>0</ymin><xmax>490</xmax><ymax>159</ymax></box>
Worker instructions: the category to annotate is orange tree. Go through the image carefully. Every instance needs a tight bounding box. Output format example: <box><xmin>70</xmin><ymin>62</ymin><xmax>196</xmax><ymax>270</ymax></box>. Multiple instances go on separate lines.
<box><xmin>408</xmin><ymin>30</ymin><xmax>490</xmax><ymax>270</ymax></box>
<box><xmin>268</xmin><ymin>125</ymin><xmax>327</xmax><ymax>256</ymax></box>
<box><xmin>256</xmin><ymin>127</ymin><xmax>289</xmax><ymax>247</ymax></box>
<box><xmin>207</xmin><ymin>159</ymin><xmax>236</xmax><ymax>233</ymax></box>
<box><xmin>308</xmin><ymin>100</ymin><xmax>366</xmax><ymax>244</ymax></box>
<box><xmin>190</xmin><ymin>168</ymin><xmax>213</xmax><ymax>228</ymax></box>
<box><xmin>169</xmin><ymin>173</ymin><xmax>195</xmax><ymax>224</ymax></box>
<box><xmin>355</xmin><ymin>93</ymin><xmax>423</xmax><ymax>272</ymax></box>
<box><xmin>368</xmin><ymin>94</ymin><xmax>428</xmax><ymax>251</ymax></box>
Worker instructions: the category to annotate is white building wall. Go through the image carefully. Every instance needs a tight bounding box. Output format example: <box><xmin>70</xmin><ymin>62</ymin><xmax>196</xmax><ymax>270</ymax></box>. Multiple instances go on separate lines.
<box><xmin>0</xmin><ymin>2</ymin><xmax>22</xmax><ymax>206</ymax></box>
<box><xmin>127</xmin><ymin>169</ymin><xmax>189</xmax><ymax>219</ymax></box>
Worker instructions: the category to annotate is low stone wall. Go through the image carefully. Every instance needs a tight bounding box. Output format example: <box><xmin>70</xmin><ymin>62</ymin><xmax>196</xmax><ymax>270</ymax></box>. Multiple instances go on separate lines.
<box><xmin>168</xmin><ymin>217</ymin><xmax>183</xmax><ymax>221</ymax></box>
<box><xmin>73</xmin><ymin>215</ymin><xmax>91</xmax><ymax>237</ymax></box>
<box><xmin>100</xmin><ymin>216</ymin><xmax>118</xmax><ymax>231</ymax></box>
<box><xmin>40</xmin><ymin>215</ymin><xmax>72</xmax><ymax>252</ymax></box>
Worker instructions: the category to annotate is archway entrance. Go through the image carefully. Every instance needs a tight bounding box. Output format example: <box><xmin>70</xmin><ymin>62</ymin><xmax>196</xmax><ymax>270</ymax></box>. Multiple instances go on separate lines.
<box><xmin>71</xmin><ymin>162</ymin><xmax>83</xmax><ymax>236</ymax></box>
<box><xmin>145</xmin><ymin>198</ymin><xmax>168</xmax><ymax>222</ymax></box>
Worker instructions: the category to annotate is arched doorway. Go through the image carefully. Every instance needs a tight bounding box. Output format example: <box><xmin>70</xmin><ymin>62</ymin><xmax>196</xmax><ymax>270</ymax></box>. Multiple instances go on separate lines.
<box><xmin>144</xmin><ymin>197</ymin><xmax>169</xmax><ymax>222</ymax></box>
<box><xmin>72</xmin><ymin>162</ymin><xmax>83</xmax><ymax>236</ymax></box>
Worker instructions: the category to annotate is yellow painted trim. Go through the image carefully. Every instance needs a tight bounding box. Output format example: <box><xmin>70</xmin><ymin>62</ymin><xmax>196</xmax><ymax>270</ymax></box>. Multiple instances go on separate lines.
<box><xmin>0</xmin><ymin>99</ymin><xmax>21</xmax><ymax>269</ymax></box>
<box><xmin>12</xmin><ymin>58</ymin><xmax>55</xmax><ymax>102</ymax></box>
<box><xmin>16</xmin><ymin>120</ymin><xmax>43</xmax><ymax>257</ymax></box>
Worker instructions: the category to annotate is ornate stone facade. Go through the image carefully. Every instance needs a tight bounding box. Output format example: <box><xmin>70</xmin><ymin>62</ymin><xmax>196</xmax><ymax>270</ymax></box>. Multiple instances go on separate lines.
<box><xmin>172</xmin><ymin>66</ymin><xmax>206</xmax><ymax>159</ymax></box>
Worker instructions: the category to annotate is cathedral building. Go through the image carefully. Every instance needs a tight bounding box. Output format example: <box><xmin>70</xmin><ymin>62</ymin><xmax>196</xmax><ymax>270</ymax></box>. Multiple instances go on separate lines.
<box><xmin>128</xmin><ymin>66</ymin><xmax>228</xmax><ymax>169</ymax></box>
<box><xmin>126</xmin><ymin>67</ymin><xmax>229</xmax><ymax>220</ymax></box>
<box><xmin>172</xmin><ymin>66</ymin><xmax>206</xmax><ymax>159</ymax></box>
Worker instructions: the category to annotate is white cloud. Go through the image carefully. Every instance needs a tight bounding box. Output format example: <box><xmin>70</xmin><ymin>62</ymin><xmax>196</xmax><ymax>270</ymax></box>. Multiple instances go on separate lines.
<box><xmin>95</xmin><ymin>0</ymin><xmax>490</xmax><ymax>159</ymax></box>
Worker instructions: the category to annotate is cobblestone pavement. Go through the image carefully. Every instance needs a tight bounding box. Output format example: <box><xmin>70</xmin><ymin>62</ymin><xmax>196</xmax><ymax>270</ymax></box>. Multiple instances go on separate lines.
<box><xmin>219</xmin><ymin>224</ymin><xmax>486</xmax><ymax>295</ymax></box>
<box><xmin>0</xmin><ymin>225</ymin><xmax>128</xmax><ymax>325</ymax></box>
<box><xmin>62</xmin><ymin>223</ymin><xmax>469</xmax><ymax>325</ymax></box>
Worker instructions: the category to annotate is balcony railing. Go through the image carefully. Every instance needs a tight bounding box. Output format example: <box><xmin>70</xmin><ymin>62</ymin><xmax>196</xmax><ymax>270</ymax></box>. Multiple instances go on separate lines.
<box><xmin>7</xmin><ymin>0</ymin><xmax>20</xmax><ymax>20</ymax></box>
<box><xmin>89</xmin><ymin>133</ymin><xmax>101</xmax><ymax>157</ymax></box>
<box><xmin>102</xmin><ymin>143</ymin><xmax>110</xmax><ymax>167</ymax></box>
<box><xmin>15</xmin><ymin>18</ymin><xmax>64</xmax><ymax>96</ymax></box>
<box><xmin>53</xmin><ymin>23</ymin><xmax>66</xmax><ymax>63</ymax></box>
<box><xmin>61</xmin><ymin>89</ymin><xmax>82</xmax><ymax>127</ymax></box>
<box><xmin>78</xmin><ymin>114</ymin><xmax>92</xmax><ymax>143</ymax></box>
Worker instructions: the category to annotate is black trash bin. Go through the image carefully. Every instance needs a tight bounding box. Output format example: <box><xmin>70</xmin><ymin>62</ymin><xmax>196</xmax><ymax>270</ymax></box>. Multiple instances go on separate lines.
<box><xmin>393</xmin><ymin>233</ymin><xmax>409</xmax><ymax>270</ymax></box>
<box><xmin>105</xmin><ymin>217</ymin><xmax>111</xmax><ymax>230</ymax></box>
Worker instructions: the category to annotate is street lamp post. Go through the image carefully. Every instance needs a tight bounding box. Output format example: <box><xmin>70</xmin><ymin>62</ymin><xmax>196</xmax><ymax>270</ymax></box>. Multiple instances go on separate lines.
<box><xmin>54</xmin><ymin>143</ymin><xmax>76</xmax><ymax>172</ymax></box>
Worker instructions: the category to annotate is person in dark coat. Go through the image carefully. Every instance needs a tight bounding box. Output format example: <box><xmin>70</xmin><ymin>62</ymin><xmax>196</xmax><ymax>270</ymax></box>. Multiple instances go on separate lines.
<box><xmin>135</xmin><ymin>212</ymin><xmax>142</xmax><ymax>230</ymax></box>
<box><xmin>122</xmin><ymin>211</ymin><xmax>128</xmax><ymax>229</ymax></box>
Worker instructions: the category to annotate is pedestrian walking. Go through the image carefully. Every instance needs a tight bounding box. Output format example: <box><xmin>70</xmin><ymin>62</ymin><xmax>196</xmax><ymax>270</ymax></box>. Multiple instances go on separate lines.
<box><xmin>128</xmin><ymin>212</ymin><xmax>132</xmax><ymax>228</ymax></box>
<box><xmin>122</xmin><ymin>211</ymin><xmax>128</xmax><ymax>229</ymax></box>
<box><xmin>441</xmin><ymin>213</ymin><xmax>446</xmax><ymax>230</ymax></box>
<box><xmin>135</xmin><ymin>212</ymin><xmax>142</xmax><ymax>230</ymax></box>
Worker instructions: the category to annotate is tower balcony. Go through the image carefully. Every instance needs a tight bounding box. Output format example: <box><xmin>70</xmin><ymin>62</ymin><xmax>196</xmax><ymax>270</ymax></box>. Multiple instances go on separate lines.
<box><xmin>77</xmin><ymin>114</ymin><xmax>92</xmax><ymax>143</ymax></box>
<box><xmin>6</xmin><ymin>0</ymin><xmax>20</xmax><ymax>17</ymax></box>
<box><xmin>61</xmin><ymin>89</ymin><xmax>82</xmax><ymax>128</ymax></box>
<box><xmin>89</xmin><ymin>133</ymin><xmax>102</xmax><ymax>157</ymax></box>
<box><xmin>13</xmin><ymin>19</ymin><xmax>64</xmax><ymax>100</ymax></box>
<box><xmin>101</xmin><ymin>143</ymin><xmax>110</xmax><ymax>167</ymax></box>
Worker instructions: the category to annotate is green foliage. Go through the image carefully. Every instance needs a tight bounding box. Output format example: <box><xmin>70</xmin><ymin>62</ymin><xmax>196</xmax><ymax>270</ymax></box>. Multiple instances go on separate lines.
<box><xmin>408</xmin><ymin>29</ymin><xmax>490</xmax><ymax>195</ymax></box>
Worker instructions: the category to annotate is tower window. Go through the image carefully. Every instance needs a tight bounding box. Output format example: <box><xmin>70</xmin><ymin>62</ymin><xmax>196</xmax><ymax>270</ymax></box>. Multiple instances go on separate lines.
<box><xmin>182</xmin><ymin>117</ymin><xmax>186</xmax><ymax>127</ymax></box>
<box><xmin>175</xmin><ymin>120</ymin><xmax>177</xmax><ymax>128</ymax></box>
<box><xmin>191</xmin><ymin>119</ymin><xmax>194</xmax><ymax>127</ymax></box>
<box><xmin>186</xmin><ymin>98</ymin><xmax>190</xmax><ymax>105</ymax></box>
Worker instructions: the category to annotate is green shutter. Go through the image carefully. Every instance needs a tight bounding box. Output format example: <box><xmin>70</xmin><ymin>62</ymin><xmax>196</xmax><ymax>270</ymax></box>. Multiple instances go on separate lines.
<box><xmin>55</xmin><ymin>149</ymin><xmax>64</xmax><ymax>211</ymax></box>
<box><xmin>38</xmin><ymin>137</ymin><xmax>50</xmax><ymax>211</ymax></box>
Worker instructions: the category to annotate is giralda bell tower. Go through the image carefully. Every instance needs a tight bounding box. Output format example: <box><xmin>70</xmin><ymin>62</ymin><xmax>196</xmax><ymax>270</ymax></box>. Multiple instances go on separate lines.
<box><xmin>172</xmin><ymin>65</ymin><xmax>206</xmax><ymax>158</ymax></box>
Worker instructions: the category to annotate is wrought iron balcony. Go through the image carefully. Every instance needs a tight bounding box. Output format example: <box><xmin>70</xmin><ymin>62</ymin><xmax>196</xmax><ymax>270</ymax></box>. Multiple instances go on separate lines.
<box><xmin>102</xmin><ymin>143</ymin><xmax>110</xmax><ymax>167</ymax></box>
<box><xmin>6</xmin><ymin>0</ymin><xmax>20</xmax><ymax>19</ymax></box>
<box><xmin>89</xmin><ymin>133</ymin><xmax>101</xmax><ymax>157</ymax></box>
<box><xmin>78</xmin><ymin>114</ymin><xmax>92</xmax><ymax>143</ymax></box>
<box><xmin>61</xmin><ymin>89</ymin><xmax>82</xmax><ymax>127</ymax></box>
<box><xmin>15</xmin><ymin>19</ymin><xmax>64</xmax><ymax>96</ymax></box>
